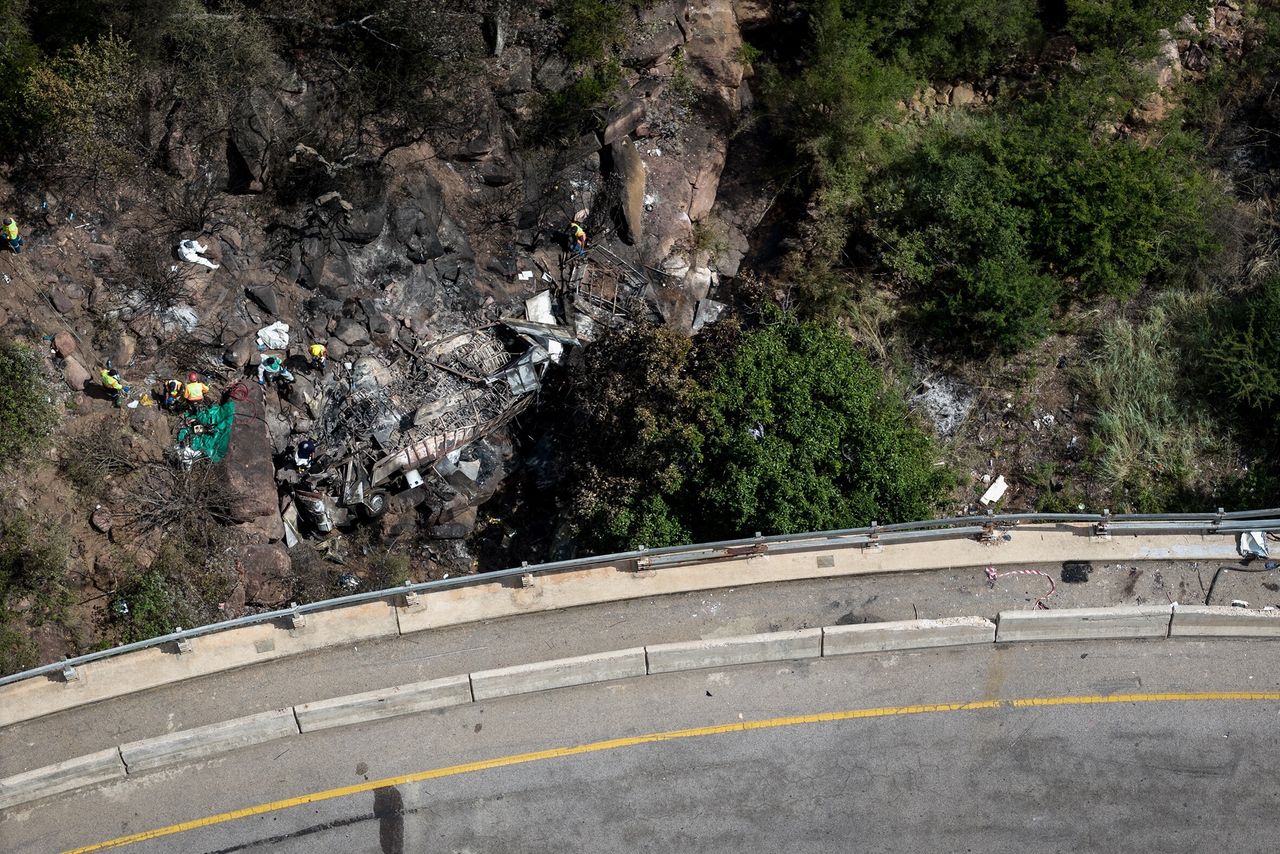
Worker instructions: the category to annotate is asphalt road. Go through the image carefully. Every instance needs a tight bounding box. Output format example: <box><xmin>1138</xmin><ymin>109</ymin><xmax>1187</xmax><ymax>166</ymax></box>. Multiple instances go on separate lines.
<box><xmin>9</xmin><ymin>558</ymin><xmax>1263</xmax><ymax>778</ymax></box>
<box><xmin>6</xmin><ymin>638</ymin><xmax>1280</xmax><ymax>853</ymax></box>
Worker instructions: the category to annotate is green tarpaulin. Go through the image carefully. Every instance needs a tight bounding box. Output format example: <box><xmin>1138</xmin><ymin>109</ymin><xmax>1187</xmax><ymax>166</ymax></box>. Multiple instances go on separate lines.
<box><xmin>177</xmin><ymin>400</ymin><xmax>237</xmax><ymax>462</ymax></box>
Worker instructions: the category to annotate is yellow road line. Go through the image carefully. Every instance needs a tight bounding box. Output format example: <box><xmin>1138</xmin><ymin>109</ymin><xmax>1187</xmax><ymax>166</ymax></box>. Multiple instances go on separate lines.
<box><xmin>63</xmin><ymin>691</ymin><xmax>1280</xmax><ymax>853</ymax></box>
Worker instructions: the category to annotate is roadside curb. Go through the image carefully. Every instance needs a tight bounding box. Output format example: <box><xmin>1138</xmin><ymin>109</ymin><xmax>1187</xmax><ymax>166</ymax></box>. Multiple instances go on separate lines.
<box><xmin>0</xmin><ymin>529</ymin><xmax>1245</xmax><ymax>728</ymax></box>
<box><xmin>8</xmin><ymin>605</ymin><xmax>1280</xmax><ymax>811</ymax></box>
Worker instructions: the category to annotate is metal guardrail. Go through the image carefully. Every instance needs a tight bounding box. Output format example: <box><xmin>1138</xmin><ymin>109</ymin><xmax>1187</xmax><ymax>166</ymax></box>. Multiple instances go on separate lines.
<box><xmin>3</xmin><ymin>507</ymin><xmax>1276</xmax><ymax>689</ymax></box>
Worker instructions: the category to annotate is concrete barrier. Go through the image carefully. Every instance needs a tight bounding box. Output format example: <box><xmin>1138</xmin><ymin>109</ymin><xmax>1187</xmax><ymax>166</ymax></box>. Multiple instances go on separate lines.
<box><xmin>996</xmin><ymin>606</ymin><xmax>1171</xmax><ymax>642</ymax></box>
<box><xmin>470</xmin><ymin>648</ymin><xmax>648</xmax><ymax>701</ymax></box>
<box><xmin>0</xmin><ymin>748</ymin><xmax>125</xmax><ymax>810</ymax></box>
<box><xmin>295</xmin><ymin>675</ymin><xmax>474</xmax><ymax>732</ymax></box>
<box><xmin>1170</xmin><ymin>605</ymin><xmax>1280</xmax><ymax>638</ymax></box>
<box><xmin>823</xmin><ymin>617</ymin><xmax>995</xmax><ymax>656</ymax></box>
<box><xmin>119</xmin><ymin>708</ymin><xmax>299</xmax><ymax>773</ymax></box>
<box><xmin>646</xmin><ymin>629</ymin><xmax>822</xmax><ymax>674</ymax></box>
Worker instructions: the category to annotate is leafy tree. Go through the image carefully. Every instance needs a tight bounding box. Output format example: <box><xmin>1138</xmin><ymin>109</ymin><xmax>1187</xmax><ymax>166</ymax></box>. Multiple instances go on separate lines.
<box><xmin>549</xmin><ymin>321</ymin><xmax>947</xmax><ymax>552</ymax></box>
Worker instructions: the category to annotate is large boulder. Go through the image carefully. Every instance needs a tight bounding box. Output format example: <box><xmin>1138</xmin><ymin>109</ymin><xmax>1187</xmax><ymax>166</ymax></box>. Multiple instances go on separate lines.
<box><xmin>611</xmin><ymin>136</ymin><xmax>647</xmax><ymax>245</ymax></box>
<box><xmin>227</xmin><ymin>68</ymin><xmax>310</xmax><ymax>193</ymax></box>
<box><xmin>241</xmin><ymin>544</ymin><xmax>292</xmax><ymax>606</ymax></box>
<box><xmin>62</xmin><ymin>356</ymin><xmax>91</xmax><ymax>393</ymax></box>
<box><xmin>223</xmin><ymin>384</ymin><xmax>284</xmax><ymax>533</ymax></box>
<box><xmin>391</xmin><ymin>175</ymin><xmax>450</xmax><ymax>262</ymax></box>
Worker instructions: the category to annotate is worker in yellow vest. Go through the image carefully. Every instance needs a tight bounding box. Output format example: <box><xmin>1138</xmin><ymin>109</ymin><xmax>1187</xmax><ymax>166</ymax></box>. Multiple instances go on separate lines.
<box><xmin>568</xmin><ymin>221</ymin><xmax>587</xmax><ymax>257</ymax></box>
<box><xmin>101</xmin><ymin>367</ymin><xmax>126</xmax><ymax>407</ymax></box>
<box><xmin>3</xmin><ymin>217</ymin><xmax>22</xmax><ymax>254</ymax></box>
<box><xmin>183</xmin><ymin>372</ymin><xmax>211</xmax><ymax>410</ymax></box>
<box><xmin>309</xmin><ymin>342</ymin><xmax>327</xmax><ymax>371</ymax></box>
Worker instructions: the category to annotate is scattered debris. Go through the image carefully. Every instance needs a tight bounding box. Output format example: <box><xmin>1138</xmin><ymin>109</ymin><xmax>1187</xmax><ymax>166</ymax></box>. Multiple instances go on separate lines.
<box><xmin>986</xmin><ymin>565</ymin><xmax>1056</xmax><ymax>609</ymax></box>
<box><xmin>1240</xmin><ymin>531</ymin><xmax>1269</xmax><ymax>559</ymax></box>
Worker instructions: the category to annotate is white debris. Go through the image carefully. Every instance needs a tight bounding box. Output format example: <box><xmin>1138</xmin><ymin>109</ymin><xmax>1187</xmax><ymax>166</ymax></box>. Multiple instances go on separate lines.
<box><xmin>256</xmin><ymin>321</ymin><xmax>290</xmax><ymax>350</ymax></box>
<box><xmin>524</xmin><ymin>290</ymin><xmax>555</xmax><ymax>324</ymax></box>
<box><xmin>1239</xmin><ymin>531</ymin><xmax>1269</xmax><ymax>559</ymax></box>
<box><xmin>979</xmin><ymin>475</ymin><xmax>1009</xmax><ymax>506</ymax></box>
<box><xmin>517</xmin><ymin>270</ymin><xmax>534</xmax><ymax>281</ymax></box>
<box><xmin>177</xmin><ymin>239</ymin><xmax>219</xmax><ymax>270</ymax></box>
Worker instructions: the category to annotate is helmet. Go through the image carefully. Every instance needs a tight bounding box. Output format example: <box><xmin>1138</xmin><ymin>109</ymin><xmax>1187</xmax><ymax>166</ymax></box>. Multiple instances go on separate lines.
<box><xmin>2</xmin><ymin>218</ymin><xmax>11</xmax><ymax>225</ymax></box>
<box><xmin>188</xmin><ymin>372</ymin><xmax>198</xmax><ymax>382</ymax></box>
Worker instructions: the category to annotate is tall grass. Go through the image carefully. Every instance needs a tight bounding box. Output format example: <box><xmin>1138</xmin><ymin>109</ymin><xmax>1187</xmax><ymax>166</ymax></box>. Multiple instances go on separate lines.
<box><xmin>1084</xmin><ymin>293</ymin><xmax>1231</xmax><ymax>510</ymax></box>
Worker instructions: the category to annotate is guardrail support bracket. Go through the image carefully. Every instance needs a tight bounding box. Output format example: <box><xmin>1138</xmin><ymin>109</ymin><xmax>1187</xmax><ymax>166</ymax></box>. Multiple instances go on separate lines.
<box><xmin>286</xmin><ymin>603</ymin><xmax>307</xmax><ymax>631</ymax></box>
<box><xmin>61</xmin><ymin>659</ymin><xmax>79</xmax><ymax>682</ymax></box>
<box><xmin>520</xmin><ymin>572</ymin><xmax>535</xmax><ymax>589</ymax></box>
<box><xmin>173</xmin><ymin>629</ymin><xmax>194</xmax><ymax>655</ymax></box>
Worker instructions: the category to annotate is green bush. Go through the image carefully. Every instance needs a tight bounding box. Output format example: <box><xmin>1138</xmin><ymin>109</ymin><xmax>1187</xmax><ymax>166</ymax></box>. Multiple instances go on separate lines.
<box><xmin>854</xmin><ymin>0</ymin><xmax>1040</xmax><ymax>77</ymax></box>
<box><xmin>559</xmin><ymin>0</ymin><xmax>630</xmax><ymax>65</ymax></box>
<box><xmin>868</xmin><ymin>129</ymin><xmax>1060</xmax><ymax>354</ymax></box>
<box><xmin>549</xmin><ymin>320</ymin><xmax>947</xmax><ymax>552</ymax></box>
<box><xmin>109</xmin><ymin>543</ymin><xmax>234</xmax><ymax>643</ymax></box>
<box><xmin>0</xmin><ymin>513</ymin><xmax>71</xmax><ymax>625</ymax></box>
<box><xmin>532</xmin><ymin>62</ymin><xmax>624</xmax><ymax>144</ymax></box>
<box><xmin>1066</xmin><ymin>0</ymin><xmax>1201</xmax><ymax>56</ymax></box>
<box><xmin>0</xmin><ymin>342</ymin><xmax>57</xmax><ymax>466</ymax></box>
<box><xmin>1202</xmin><ymin>276</ymin><xmax>1280</xmax><ymax>411</ymax></box>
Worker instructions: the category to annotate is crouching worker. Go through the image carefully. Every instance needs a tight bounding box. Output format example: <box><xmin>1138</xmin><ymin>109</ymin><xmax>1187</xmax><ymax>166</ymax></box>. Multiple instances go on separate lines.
<box><xmin>162</xmin><ymin>379</ymin><xmax>184</xmax><ymax>411</ymax></box>
<box><xmin>294</xmin><ymin>437</ymin><xmax>316</xmax><ymax>472</ymax></box>
<box><xmin>568</xmin><ymin>221</ymin><xmax>587</xmax><ymax>257</ymax></box>
<box><xmin>308</xmin><ymin>342</ymin><xmax>327</xmax><ymax>371</ymax></box>
<box><xmin>183</xmin><ymin>372</ymin><xmax>210</xmax><ymax>410</ymax></box>
<box><xmin>101</xmin><ymin>367</ymin><xmax>127</xmax><ymax>407</ymax></box>
<box><xmin>257</xmin><ymin>354</ymin><xmax>294</xmax><ymax>386</ymax></box>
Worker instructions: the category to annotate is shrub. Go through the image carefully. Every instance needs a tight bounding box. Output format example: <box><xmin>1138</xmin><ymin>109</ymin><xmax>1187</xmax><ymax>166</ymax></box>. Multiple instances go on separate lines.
<box><xmin>1066</xmin><ymin>0</ymin><xmax>1202</xmax><ymax>56</ymax></box>
<box><xmin>868</xmin><ymin>128</ymin><xmax>1060</xmax><ymax>354</ymax></box>
<box><xmin>549</xmin><ymin>320</ymin><xmax>947</xmax><ymax>552</ymax></box>
<box><xmin>0</xmin><ymin>513</ymin><xmax>71</xmax><ymax>625</ymax></box>
<box><xmin>21</xmin><ymin>32</ymin><xmax>144</xmax><ymax>176</ymax></box>
<box><xmin>855</xmin><ymin>0</ymin><xmax>1040</xmax><ymax>77</ymax></box>
<box><xmin>0</xmin><ymin>342</ymin><xmax>58</xmax><ymax>466</ymax></box>
<box><xmin>559</xmin><ymin>0</ymin><xmax>629</xmax><ymax>65</ymax></box>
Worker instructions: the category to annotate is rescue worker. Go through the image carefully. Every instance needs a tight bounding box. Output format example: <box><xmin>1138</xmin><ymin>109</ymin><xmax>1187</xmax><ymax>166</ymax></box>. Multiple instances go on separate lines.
<box><xmin>3</xmin><ymin>217</ymin><xmax>22</xmax><ymax>254</ymax></box>
<box><xmin>308</xmin><ymin>342</ymin><xmax>327</xmax><ymax>371</ymax></box>
<box><xmin>162</xmin><ymin>379</ymin><xmax>184</xmax><ymax>411</ymax></box>
<box><xmin>183</xmin><ymin>372</ymin><xmax>211</xmax><ymax>409</ymax></box>
<box><xmin>101</xmin><ymin>367</ymin><xmax>126</xmax><ymax>407</ymax></box>
<box><xmin>257</xmin><ymin>354</ymin><xmax>294</xmax><ymax>386</ymax></box>
<box><xmin>568</xmin><ymin>221</ymin><xmax>587</xmax><ymax>257</ymax></box>
<box><xmin>294</xmin><ymin>437</ymin><xmax>316</xmax><ymax>472</ymax></box>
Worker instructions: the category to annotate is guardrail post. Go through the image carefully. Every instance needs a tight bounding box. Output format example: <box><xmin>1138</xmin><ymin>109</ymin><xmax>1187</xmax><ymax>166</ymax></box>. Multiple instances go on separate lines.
<box><xmin>286</xmin><ymin>603</ymin><xmax>307</xmax><ymax>630</ymax></box>
<box><xmin>402</xmin><ymin>583</ymin><xmax>422</xmax><ymax>611</ymax></box>
<box><xmin>520</xmin><ymin>563</ymin><xmax>535</xmax><ymax>589</ymax></box>
<box><xmin>61</xmin><ymin>658</ymin><xmax>79</xmax><ymax>682</ymax></box>
<box><xmin>1095</xmin><ymin>508</ymin><xmax>1111</xmax><ymax>540</ymax></box>
<box><xmin>173</xmin><ymin>629</ymin><xmax>194</xmax><ymax>654</ymax></box>
<box><xmin>1215</xmin><ymin>507</ymin><xmax>1224</xmax><ymax>528</ymax></box>
<box><xmin>867</xmin><ymin>521</ymin><xmax>881</xmax><ymax>550</ymax></box>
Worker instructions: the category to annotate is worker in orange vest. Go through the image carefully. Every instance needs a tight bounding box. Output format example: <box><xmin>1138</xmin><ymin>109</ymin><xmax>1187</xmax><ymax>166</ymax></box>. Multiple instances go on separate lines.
<box><xmin>183</xmin><ymin>372</ymin><xmax>211</xmax><ymax>410</ymax></box>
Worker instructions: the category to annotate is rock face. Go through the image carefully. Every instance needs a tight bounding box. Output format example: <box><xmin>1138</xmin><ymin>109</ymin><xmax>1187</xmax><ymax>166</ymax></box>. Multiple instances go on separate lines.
<box><xmin>612</xmin><ymin>136</ymin><xmax>647</xmax><ymax>245</ymax></box>
<box><xmin>223</xmin><ymin>384</ymin><xmax>284</xmax><ymax>538</ymax></box>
